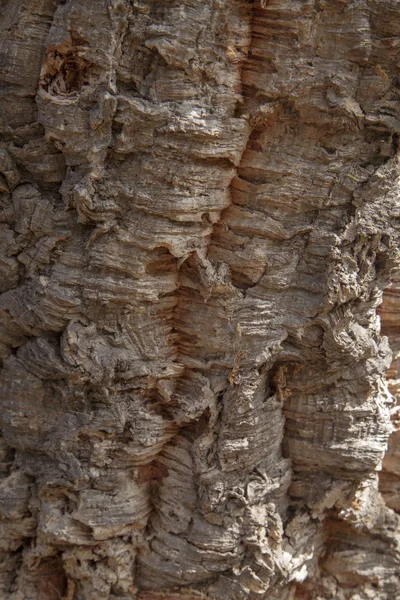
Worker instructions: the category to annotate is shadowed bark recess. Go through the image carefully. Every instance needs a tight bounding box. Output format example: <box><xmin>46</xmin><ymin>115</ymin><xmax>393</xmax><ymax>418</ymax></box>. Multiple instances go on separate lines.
<box><xmin>0</xmin><ymin>1</ymin><xmax>399</xmax><ymax>599</ymax></box>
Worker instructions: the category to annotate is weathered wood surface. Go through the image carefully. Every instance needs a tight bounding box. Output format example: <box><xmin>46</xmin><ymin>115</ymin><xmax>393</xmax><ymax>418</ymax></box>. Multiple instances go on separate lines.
<box><xmin>0</xmin><ymin>1</ymin><xmax>399</xmax><ymax>598</ymax></box>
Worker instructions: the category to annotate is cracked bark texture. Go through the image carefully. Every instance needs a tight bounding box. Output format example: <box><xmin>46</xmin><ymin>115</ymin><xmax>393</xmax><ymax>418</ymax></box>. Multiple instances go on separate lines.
<box><xmin>0</xmin><ymin>0</ymin><xmax>400</xmax><ymax>598</ymax></box>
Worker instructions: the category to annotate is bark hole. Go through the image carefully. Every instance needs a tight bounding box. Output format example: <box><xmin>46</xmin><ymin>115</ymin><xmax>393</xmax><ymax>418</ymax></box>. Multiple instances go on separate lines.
<box><xmin>40</xmin><ymin>43</ymin><xmax>94</xmax><ymax>97</ymax></box>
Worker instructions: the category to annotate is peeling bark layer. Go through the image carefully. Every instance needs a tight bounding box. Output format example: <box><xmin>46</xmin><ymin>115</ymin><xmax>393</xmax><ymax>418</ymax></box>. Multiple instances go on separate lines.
<box><xmin>379</xmin><ymin>278</ymin><xmax>400</xmax><ymax>514</ymax></box>
<box><xmin>0</xmin><ymin>1</ymin><xmax>400</xmax><ymax>599</ymax></box>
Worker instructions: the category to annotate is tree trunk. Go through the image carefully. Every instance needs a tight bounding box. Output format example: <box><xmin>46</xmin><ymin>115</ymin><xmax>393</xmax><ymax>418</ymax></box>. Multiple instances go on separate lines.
<box><xmin>0</xmin><ymin>1</ymin><xmax>399</xmax><ymax>598</ymax></box>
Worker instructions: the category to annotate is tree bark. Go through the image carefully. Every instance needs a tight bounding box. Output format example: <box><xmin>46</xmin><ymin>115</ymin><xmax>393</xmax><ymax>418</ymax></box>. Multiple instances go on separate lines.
<box><xmin>0</xmin><ymin>1</ymin><xmax>399</xmax><ymax>598</ymax></box>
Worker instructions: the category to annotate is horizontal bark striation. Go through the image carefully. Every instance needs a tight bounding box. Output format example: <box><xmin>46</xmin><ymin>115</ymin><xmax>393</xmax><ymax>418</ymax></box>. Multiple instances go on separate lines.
<box><xmin>0</xmin><ymin>1</ymin><xmax>399</xmax><ymax>599</ymax></box>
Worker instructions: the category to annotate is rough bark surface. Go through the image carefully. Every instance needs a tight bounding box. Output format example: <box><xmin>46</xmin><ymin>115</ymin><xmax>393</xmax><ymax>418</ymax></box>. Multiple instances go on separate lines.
<box><xmin>0</xmin><ymin>1</ymin><xmax>400</xmax><ymax>599</ymax></box>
